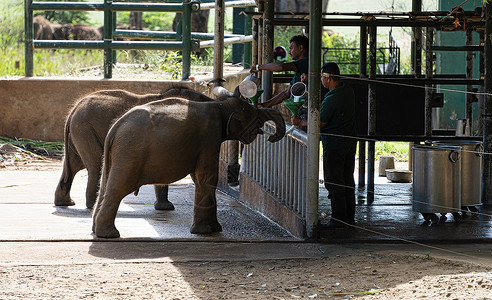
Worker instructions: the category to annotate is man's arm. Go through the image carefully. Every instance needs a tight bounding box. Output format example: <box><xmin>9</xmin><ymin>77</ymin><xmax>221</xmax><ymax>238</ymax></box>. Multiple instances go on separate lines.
<box><xmin>250</xmin><ymin>61</ymin><xmax>299</xmax><ymax>73</ymax></box>
<box><xmin>291</xmin><ymin>116</ymin><xmax>327</xmax><ymax>129</ymax></box>
<box><xmin>258</xmin><ymin>87</ymin><xmax>291</xmax><ymax>108</ymax></box>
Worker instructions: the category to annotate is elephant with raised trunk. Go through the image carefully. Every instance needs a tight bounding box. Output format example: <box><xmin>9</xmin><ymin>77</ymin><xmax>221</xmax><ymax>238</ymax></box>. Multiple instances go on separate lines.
<box><xmin>54</xmin><ymin>87</ymin><xmax>211</xmax><ymax>210</ymax></box>
<box><xmin>93</xmin><ymin>91</ymin><xmax>286</xmax><ymax>238</ymax></box>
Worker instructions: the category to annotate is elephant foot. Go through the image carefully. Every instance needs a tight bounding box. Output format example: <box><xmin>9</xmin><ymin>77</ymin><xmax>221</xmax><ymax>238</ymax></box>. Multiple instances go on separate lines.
<box><xmin>54</xmin><ymin>197</ymin><xmax>76</xmax><ymax>207</ymax></box>
<box><xmin>86</xmin><ymin>199</ymin><xmax>96</xmax><ymax>209</ymax></box>
<box><xmin>94</xmin><ymin>224</ymin><xmax>120</xmax><ymax>238</ymax></box>
<box><xmin>190</xmin><ymin>220</ymin><xmax>222</xmax><ymax>234</ymax></box>
<box><xmin>154</xmin><ymin>200</ymin><xmax>175</xmax><ymax>211</ymax></box>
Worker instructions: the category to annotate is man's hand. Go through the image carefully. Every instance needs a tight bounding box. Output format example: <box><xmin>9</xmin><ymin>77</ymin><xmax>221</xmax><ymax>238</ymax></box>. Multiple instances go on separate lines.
<box><xmin>300</xmin><ymin>73</ymin><xmax>308</xmax><ymax>83</ymax></box>
<box><xmin>291</xmin><ymin>115</ymin><xmax>303</xmax><ymax>126</ymax></box>
<box><xmin>250</xmin><ymin>64</ymin><xmax>260</xmax><ymax>74</ymax></box>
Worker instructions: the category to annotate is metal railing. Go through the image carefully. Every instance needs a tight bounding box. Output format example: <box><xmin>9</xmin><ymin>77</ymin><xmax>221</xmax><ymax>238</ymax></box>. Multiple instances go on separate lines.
<box><xmin>241</xmin><ymin>122</ymin><xmax>308</xmax><ymax>218</ymax></box>
<box><xmin>24</xmin><ymin>0</ymin><xmax>255</xmax><ymax>80</ymax></box>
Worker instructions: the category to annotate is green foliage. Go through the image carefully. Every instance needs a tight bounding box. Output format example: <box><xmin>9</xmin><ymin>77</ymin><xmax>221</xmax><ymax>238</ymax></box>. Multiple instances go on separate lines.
<box><xmin>374</xmin><ymin>142</ymin><xmax>409</xmax><ymax>162</ymax></box>
<box><xmin>0</xmin><ymin>136</ymin><xmax>64</xmax><ymax>157</ymax></box>
<box><xmin>0</xmin><ymin>0</ymin><xmax>24</xmax><ymax>46</ymax></box>
<box><xmin>37</xmin><ymin>0</ymin><xmax>92</xmax><ymax>24</ymax></box>
<box><xmin>117</xmin><ymin>11</ymin><xmax>175</xmax><ymax>31</ymax></box>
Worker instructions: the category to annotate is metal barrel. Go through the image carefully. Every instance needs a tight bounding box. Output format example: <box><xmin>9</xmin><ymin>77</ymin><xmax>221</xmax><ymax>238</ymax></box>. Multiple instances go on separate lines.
<box><xmin>412</xmin><ymin>145</ymin><xmax>462</xmax><ymax>213</ymax></box>
<box><xmin>433</xmin><ymin>140</ymin><xmax>483</xmax><ymax>206</ymax></box>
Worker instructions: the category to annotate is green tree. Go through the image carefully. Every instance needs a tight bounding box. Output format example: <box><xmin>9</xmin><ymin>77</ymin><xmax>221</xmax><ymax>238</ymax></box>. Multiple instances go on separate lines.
<box><xmin>0</xmin><ymin>0</ymin><xmax>24</xmax><ymax>46</ymax></box>
<box><xmin>37</xmin><ymin>0</ymin><xmax>92</xmax><ymax>24</ymax></box>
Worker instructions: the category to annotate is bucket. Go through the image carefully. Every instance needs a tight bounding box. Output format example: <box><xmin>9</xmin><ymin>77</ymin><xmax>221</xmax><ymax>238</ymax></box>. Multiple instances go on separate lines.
<box><xmin>291</xmin><ymin>82</ymin><xmax>307</xmax><ymax>102</ymax></box>
<box><xmin>412</xmin><ymin>145</ymin><xmax>461</xmax><ymax>214</ymax></box>
<box><xmin>239</xmin><ymin>74</ymin><xmax>260</xmax><ymax>99</ymax></box>
<box><xmin>432</xmin><ymin>140</ymin><xmax>483</xmax><ymax>206</ymax></box>
<box><xmin>456</xmin><ymin>119</ymin><xmax>471</xmax><ymax>136</ymax></box>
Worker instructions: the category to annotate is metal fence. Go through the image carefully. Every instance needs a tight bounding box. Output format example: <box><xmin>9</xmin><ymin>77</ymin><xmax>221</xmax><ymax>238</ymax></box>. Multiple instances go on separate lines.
<box><xmin>25</xmin><ymin>0</ymin><xmax>255</xmax><ymax>80</ymax></box>
<box><xmin>240</xmin><ymin>122</ymin><xmax>308</xmax><ymax>218</ymax></box>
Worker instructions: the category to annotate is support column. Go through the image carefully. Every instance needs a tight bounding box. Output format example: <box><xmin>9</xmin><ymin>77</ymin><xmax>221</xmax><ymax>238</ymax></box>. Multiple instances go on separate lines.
<box><xmin>243</xmin><ymin>6</ymin><xmax>253</xmax><ymax>69</ymax></box>
<box><xmin>306</xmin><ymin>0</ymin><xmax>322</xmax><ymax>238</ymax></box>
<box><xmin>103</xmin><ymin>0</ymin><xmax>113</xmax><ymax>78</ymax></box>
<box><xmin>411</xmin><ymin>0</ymin><xmax>422</xmax><ymax>76</ymax></box>
<box><xmin>482</xmin><ymin>3</ymin><xmax>492</xmax><ymax>204</ymax></box>
<box><xmin>181</xmin><ymin>1</ymin><xmax>192</xmax><ymax>80</ymax></box>
<box><xmin>424</xmin><ymin>27</ymin><xmax>434</xmax><ymax>136</ymax></box>
<box><xmin>466</xmin><ymin>29</ymin><xmax>474</xmax><ymax>127</ymax></box>
<box><xmin>367</xmin><ymin>24</ymin><xmax>377</xmax><ymax>204</ymax></box>
<box><xmin>358</xmin><ymin>25</ymin><xmax>367</xmax><ymax>188</ymax></box>
<box><xmin>261</xmin><ymin>0</ymin><xmax>274</xmax><ymax>102</ymax></box>
<box><xmin>24</xmin><ymin>0</ymin><xmax>34</xmax><ymax>77</ymax></box>
<box><xmin>213</xmin><ymin>0</ymin><xmax>225</xmax><ymax>83</ymax></box>
<box><xmin>479</xmin><ymin>31</ymin><xmax>485</xmax><ymax>136</ymax></box>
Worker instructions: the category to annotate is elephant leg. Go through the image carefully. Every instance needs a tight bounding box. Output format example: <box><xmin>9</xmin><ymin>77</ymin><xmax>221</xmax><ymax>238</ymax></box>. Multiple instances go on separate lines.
<box><xmin>85</xmin><ymin>168</ymin><xmax>101</xmax><ymax>209</ymax></box>
<box><xmin>54</xmin><ymin>150</ymin><xmax>84</xmax><ymax>206</ymax></box>
<box><xmin>153</xmin><ymin>184</ymin><xmax>174</xmax><ymax>211</ymax></box>
<box><xmin>93</xmin><ymin>185</ymin><xmax>126</xmax><ymax>238</ymax></box>
<box><xmin>189</xmin><ymin>168</ymin><xmax>222</xmax><ymax>234</ymax></box>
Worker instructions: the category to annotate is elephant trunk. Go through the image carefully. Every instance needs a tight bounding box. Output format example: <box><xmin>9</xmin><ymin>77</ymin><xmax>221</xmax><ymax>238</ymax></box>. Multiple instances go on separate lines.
<box><xmin>258</xmin><ymin>108</ymin><xmax>286</xmax><ymax>142</ymax></box>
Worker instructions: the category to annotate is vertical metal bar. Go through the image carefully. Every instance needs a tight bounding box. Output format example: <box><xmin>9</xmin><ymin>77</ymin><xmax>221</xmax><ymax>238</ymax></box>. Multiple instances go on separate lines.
<box><xmin>243</xmin><ymin>5</ymin><xmax>253</xmax><ymax>69</ymax></box>
<box><xmin>213</xmin><ymin>0</ymin><xmax>225</xmax><ymax>82</ymax></box>
<box><xmin>411</xmin><ymin>0</ymin><xmax>422</xmax><ymax>76</ymax></box>
<box><xmin>103</xmin><ymin>0</ymin><xmax>113</xmax><ymax>78</ymax></box>
<box><xmin>294</xmin><ymin>145</ymin><xmax>299</xmax><ymax>212</ymax></box>
<box><xmin>261</xmin><ymin>0</ymin><xmax>274</xmax><ymax>102</ymax></box>
<box><xmin>424</xmin><ymin>27</ymin><xmax>434</xmax><ymax>136</ymax></box>
<box><xmin>358</xmin><ymin>25</ymin><xmax>367</xmax><ymax>187</ymax></box>
<box><xmin>252</xmin><ymin>17</ymin><xmax>258</xmax><ymax>66</ymax></box>
<box><xmin>479</xmin><ymin>31</ymin><xmax>485</xmax><ymax>136</ymax></box>
<box><xmin>466</xmin><ymin>29</ymin><xmax>474</xmax><ymax>127</ymax></box>
<box><xmin>306</xmin><ymin>0</ymin><xmax>322</xmax><ymax>237</ymax></box>
<box><xmin>24</xmin><ymin>0</ymin><xmax>34</xmax><ymax>77</ymax></box>
<box><xmin>482</xmin><ymin>3</ymin><xmax>492</xmax><ymax>204</ymax></box>
<box><xmin>181</xmin><ymin>1</ymin><xmax>191</xmax><ymax>80</ymax></box>
<box><xmin>112</xmin><ymin>11</ymin><xmax>117</xmax><ymax>65</ymax></box>
<box><xmin>367</xmin><ymin>24</ymin><xmax>377</xmax><ymax>204</ymax></box>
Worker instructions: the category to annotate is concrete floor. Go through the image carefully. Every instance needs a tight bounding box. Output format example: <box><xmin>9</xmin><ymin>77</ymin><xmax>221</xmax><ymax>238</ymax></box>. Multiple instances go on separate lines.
<box><xmin>1</xmin><ymin>170</ymin><xmax>491</xmax><ymax>243</ymax></box>
<box><xmin>319</xmin><ymin>176</ymin><xmax>492</xmax><ymax>243</ymax></box>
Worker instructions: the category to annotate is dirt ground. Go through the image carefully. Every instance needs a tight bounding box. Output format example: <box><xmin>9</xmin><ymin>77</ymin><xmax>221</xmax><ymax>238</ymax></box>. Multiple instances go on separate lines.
<box><xmin>1</xmin><ymin>146</ymin><xmax>492</xmax><ymax>299</ymax></box>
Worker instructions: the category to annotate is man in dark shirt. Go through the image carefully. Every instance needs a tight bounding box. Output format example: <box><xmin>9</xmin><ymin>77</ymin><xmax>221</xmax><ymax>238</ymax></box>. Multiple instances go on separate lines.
<box><xmin>249</xmin><ymin>35</ymin><xmax>309</xmax><ymax>108</ymax></box>
<box><xmin>291</xmin><ymin>62</ymin><xmax>357</xmax><ymax>227</ymax></box>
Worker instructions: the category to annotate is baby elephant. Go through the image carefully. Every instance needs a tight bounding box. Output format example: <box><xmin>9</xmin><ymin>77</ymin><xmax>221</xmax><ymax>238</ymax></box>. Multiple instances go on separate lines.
<box><xmin>93</xmin><ymin>92</ymin><xmax>286</xmax><ymax>238</ymax></box>
<box><xmin>54</xmin><ymin>87</ymin><xmax>210</xmax><ymax>210</ymax></box>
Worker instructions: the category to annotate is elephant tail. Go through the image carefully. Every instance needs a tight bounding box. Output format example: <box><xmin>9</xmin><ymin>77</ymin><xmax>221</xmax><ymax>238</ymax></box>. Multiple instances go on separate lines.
<box><xmin>59</xmin><ymin>107</ymin><xmax>81</xmax><ymax>190</ymax></box>
<box><xmin>97</xmin><ymin>122</ymin><xmax>118</xmax><ymax>205</ymax></box>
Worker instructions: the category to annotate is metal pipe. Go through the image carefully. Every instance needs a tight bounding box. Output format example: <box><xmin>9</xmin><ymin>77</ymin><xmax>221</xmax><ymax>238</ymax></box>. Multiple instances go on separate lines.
<box><xmin>306</xmin><ymin>0</ymin><xmax>322</xmax><ymax>238</ymax></box>
<box><xmin>358</xmin><ymin>25</ymin><xmax>367</xmax><ymax>187</ymax></box>
<box><xmin>199</xmin><ymin>0</ymin><xmax>256</xmax><ymax>10</ymax></box>
<box><xmin>181</xmin><ymin>1</ymin><xmax>191</xmax><ymax>80</ymax></box>
<box><xmin>424</xmin><ymin>27</ymin><xmax>433</xmax><ymax>136</ymax></box>
<box><xmin>367</xmin><ymin>25</ymin><xmax>377</xmax><ymax>204</ymax></box>
<box><xmin>273</xmin><ymin>18</ymin><xmax>484</xmax><ymax>28</ymax></box>
<box><xmin>30</xmin><ymin>2</ymin><xmax>105</xmax><ymax>11</ymax></box>
<box><xmin>432</xmin><ymin>45</ymin><xmax>483</xmax><ymax>51</ymax></box>
<box><xmin>24</xmin><ymin>0</ymin><xmax>34</xmax><ymax>77</ymax></box>
<box><xmin>103</xmin><ymin>0</ymin><xmax>113</xmax><ymax>78</ymax></box>
<box><xmin>466</xmin><ymin>29</ymin><xmax>474</xmax><ymax>127</ymax></box>
<box><xmin>482</xmin><ymin>3</ymin><xmax>492</xmax><ymax>204</ymax></box>
<box><xmin>261</xmin><ymin>0</ymin><xmax>274</xmax><ymax>102</ymax></box>
<box><xmin>411</xmin><ymin>0</ymin><xmax>422</xmax><ymax>76</ymax></box>
<box><xmin>479</xmin><ymin>31</ymin><xmax>485</xmax><ymax>136</ymax></box>
<box><xmin>243</xmin><ymin>5</ymin><xmax>253</xmax><ymax>69</ymax></box>
<box><xmin>113</xmin><ymin>30</ymin><xmax>245</xmax><ymax>40</ymax></box>
<box><xmin>111</xmin><ymin>3</ymin><xmax>189</xmax><ymax>12</ymax></box>
<box><xmin>200</xmin><ymin>35</ymin><xmax>253</xmax><ymax>47</ymax></box>
<box><xmin>213</xmin><ymin>0</ymin><xmax>225</xmax><ymax>83</ymax></box>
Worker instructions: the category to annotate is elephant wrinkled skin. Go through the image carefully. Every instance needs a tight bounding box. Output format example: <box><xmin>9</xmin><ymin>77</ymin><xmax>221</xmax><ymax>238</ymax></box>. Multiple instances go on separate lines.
<box><xmin>54</xmin><ymin>87</ymin><xmax>210</xmax><ymax>210</ymax></box>
<box><xmin>93</xmin><ymin>93</ymin><xmax>286</xmax><ymax>238</ymax></box>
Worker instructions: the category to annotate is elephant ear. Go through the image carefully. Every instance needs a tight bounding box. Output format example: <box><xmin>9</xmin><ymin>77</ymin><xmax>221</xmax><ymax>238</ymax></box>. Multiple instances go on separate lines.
<box><xmin>258</xmin><ymin>108</ymin><xmax>286</xmax><ymax>142</ymax></box>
